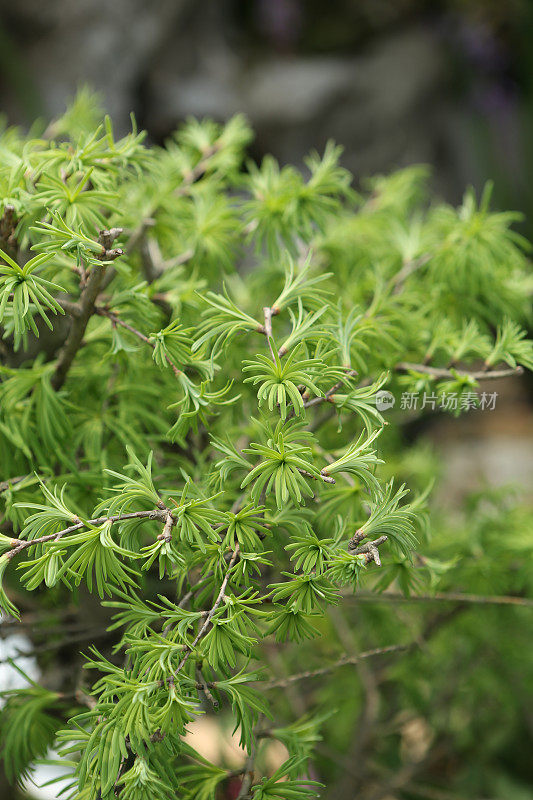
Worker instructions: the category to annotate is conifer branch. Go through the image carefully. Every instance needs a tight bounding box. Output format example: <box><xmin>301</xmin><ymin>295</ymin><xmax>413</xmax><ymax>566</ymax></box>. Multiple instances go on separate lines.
<box><xmin>391</xmin><ymin>254</ymin><xmax>431</xmax><ymax>294</ymax></box>
<box><xmin>348</xmin><ymin>590</ymin><xmax>533</xmax><ymax>608</ymax></box>
<box><xmin>236</xmin><ymin>742</ymin><xmax>257</xmax><ymax>799</ymax></box>
<box><xmin>7</xmin><ymin>508</ymin><xmax>168</xmax><ymax>558</ymax></box>
<box><xmin>395</xmin><ymin>362</ymin><xmax>524</xmax><ymax>380</ymax></box>
<box><xmin>56</xmin><ymin>297</ymin><xmax>82</xmax><ymax>317</ymax></box>
<box><xmin>177</xmin><ymin>141</ymin><xmax>223</xmax><ymax>194</ymax></box>
<box><xmin>195</xmin><ymin>667</ymin><xmax>220</xmax><ymax>710</ymax></box>
<box><xmin>282</xmin><ymin>369</ymin><xmax>357</xmax><ymax>422</ymax></box>
<box><xmin>159</xmin><ymin>511</ymin><xmax>175</xmax><ymax>543</ymax></box>
<box><xmin>0</xmin><ymin>476</ymin><xmax>28</xmax><ymax>494</ymax></box>
<box><xmin>51</xmin><ymin>229</ymin><xmax>123</xmax><ymax>390</ymax></box>
<box><xmin>302</xmin><ymin>369</ymin><xmax>358</xmax><ymax>411</ymax></box>
<box><xmin>126</xmin><ymin>222</ymin><xmax>194</xmax><ymax>284</ymax></box>
<box><xmin>349</xmin><ymin>535</ymin><xmax>388</xmax><ymax>566</ymax></box>
<box><xmin>297</xmin><ymin>467</ymin><xmax>336</xmax><ymax>485</ymax></box>
<box><xmin>95</xmin><ymin>307</ymin><xmax>182</xmax><ymax>376</ymax></box>
<box><xmin>140</xmin><ymin>238</ymin><xmax>194</xmax><ymax>283</ymax></box>
<box><xmin>175</xmin><ymin>544</ymin><xmax>240</xmax><ymax>673</ymax></box>
<box><xmin>51</xmin><ymin>266</ymin><xmax>104</xmax><ymax>390</ymax></box>
<box><xmin>263</xmin><ymin>643</ymin><xmax>409</xmax><ymax>688</ymax></box>
<box><xmin>124</xmin><ymin>217</ymin><xmax>156</xmax><ymax>255</ymax></box>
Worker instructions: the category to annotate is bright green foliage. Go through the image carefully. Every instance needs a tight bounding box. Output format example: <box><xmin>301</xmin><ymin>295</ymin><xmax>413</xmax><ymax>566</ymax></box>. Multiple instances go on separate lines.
<box><xmin>0</xmin><ymin>90</ymin><xmax>531</xmax><ymax>800</ymax></box>
<box><xmin>251</xmin><ymin>758</ymin><xmax>322</xmax><ymax>799</ymax></box>
<box><xmin>0</xmin><ymin>248</ymin><xmax>64</xmax><ymax>347</ymax></box>
<box><xmin>243</xmin><ymin>346</ymin><xmax>323</xmax><ymax>420</ymax></box>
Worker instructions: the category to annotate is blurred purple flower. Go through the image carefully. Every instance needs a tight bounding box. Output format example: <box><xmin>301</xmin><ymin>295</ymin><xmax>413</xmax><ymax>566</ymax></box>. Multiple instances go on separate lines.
<box><xmin>256</xmin><ymin>0</ymin><xmax>303</xmax><ymax>52</ymax></box>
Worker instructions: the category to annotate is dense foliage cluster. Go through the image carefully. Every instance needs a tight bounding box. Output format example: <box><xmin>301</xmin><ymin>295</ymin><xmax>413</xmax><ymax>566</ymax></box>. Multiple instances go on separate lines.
<box><xmin>0</xmin><ymin>90</ymin><xmax>531</xmax><ymax>799</ymax></box>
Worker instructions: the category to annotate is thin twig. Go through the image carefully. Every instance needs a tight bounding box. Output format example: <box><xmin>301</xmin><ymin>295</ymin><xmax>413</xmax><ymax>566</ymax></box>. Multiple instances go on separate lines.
<box><xmin>296</xmin><ymin>467</ymin><xmax>336</xmax><ymax>485</ymax></box>
<box><xmin>263</xmin><ymin>306</ymin><xmax>276</xmax><ymax>362</ymax></box>
<box><xmin>7</xmin><ymin>508</ymin><xmax>168</xmax><ymax>558</ymax></box>
<box><xmin>176</xmin><ymin>142</ymin><xmax>222</xmax><ymax>195</ymax></box>
<box><xmin>95</xmin><ymin>307</ymin><xmax>182</xmax><ymax>377</ymax></box>
<box><xmin>56</xmin><ymin>297</ymin><xmax>82</xmax><ymax>317</ymax></box>
<box><xmin>175</xmin><ymin>545</ymin><xmax>240</xmax><ymax>673</ymax></box>
<box><xmin>286</xmin><ymin>369</ymin><xmax>357</xmax><ymax>421</ymax></box>
<box><xmin>196</xmin><ymin>667</ymin><xmax>219</xmax><ymax>710</ymax></box>
<box><xmin>236</xmin><ymin>741</ymin><xmax>257</xmax><ymax>799</ymax></box>
<box><xmin>295</xmin><ymin>369</ymin><xmax>358</xmax><ymax>414</ymax></box>
<box><xmin>0</xmin><ymin>627</ymin><xmax>111</xmax><ymax>665</ymax></box>
<box><xmin>0</xmin><ymin>476</ymin><xmax>28</xmax><ymax>494</ymax></box>
<box><xmin>349</xmin><ymin>535</ymin><xmax>388</xmax><ymax>567</ymax></box>
<box><xmin>158</xmin><ymin>511</ymin><xmax>175</xmax><ymax>543</ymax></box>
<box><xmin>263</xmin><ymin>643</ymin><xmax>409</xmax><ymax>689</ymax></box>
<box><xmin>391</xmin><ymin>254</ymin><xmax>431</xmax><ymax>294</ymax></box>
<box><xmin>395</xmin><ymin>362</ymin><xmax>524</xmax><ymax>380</ymax></box>
<box><xmin>328</xmin><ymin>606</ymin><xmax>380</xmax><ymax>795</ymax></box>
<box><xmin>347</xmin><ymin>590</ymin><xmax>533</xmax><ymax>608</ymax></box>
<box><xmin>142</xmin><ymin>239</ymin><xmax>194</xmax><ymax>283</ymax></box>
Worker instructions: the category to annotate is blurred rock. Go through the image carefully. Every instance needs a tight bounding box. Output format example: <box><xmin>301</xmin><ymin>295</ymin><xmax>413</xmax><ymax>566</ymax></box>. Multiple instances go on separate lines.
<box><xmin>0</xmin><ymin>0</ymin><xmax>192</xmax><ymax>124</ymax></box>
<box><xmin>145</xmin><ymin>25</ymin><xmax>450</xmax><ymax>182</ymax></box>
<box><xmin>0</xmin><ymin>3</ymin><xmax>461</xmax><ymax>191</ymax></box>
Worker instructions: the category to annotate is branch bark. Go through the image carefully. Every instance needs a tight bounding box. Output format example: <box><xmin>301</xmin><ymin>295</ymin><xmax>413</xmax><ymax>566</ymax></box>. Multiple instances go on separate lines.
<box><xmin>51</xmin><ymin>229</ymin><xmax>123</xmax><ymax>390</ymax></box>
<box><xmin>0</xmin><ymin>475</ymin><xmax>28</xmax><ymax>494</ymax></box>
<box><xmin>236</xmin><ymin>743</ymin><xmax>256</xmax><ymax>800</ymax></box>
<box><xmin>263</xmin><ymin>643</ymin><xmax>409</xmax><ymax>689</ymax></box>
<box><xmin>395</xmin><ymin>362</ymin><xmax>523</xmax><ymax>380</ymax></box>
<box><xmin>7</xmin><ymin>507</ymin><xmax>168</xmax><ymax>559</ymax></box>
<box><xmin>347</xmin><ymin>589</ymin><xmax>533</xmax><ymax>608</ymax></box>
<box><xmin>349</xmin><ymin>535</ymin><xmax>388</xmax><ymax>566</ymax></box>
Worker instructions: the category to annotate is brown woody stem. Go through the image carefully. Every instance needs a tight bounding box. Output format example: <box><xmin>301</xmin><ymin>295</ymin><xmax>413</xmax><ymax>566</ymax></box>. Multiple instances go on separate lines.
<box><xmin>51</xmin><ymin>229</ymin><xmax>123</xmax><ymax>390</ymax></box>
